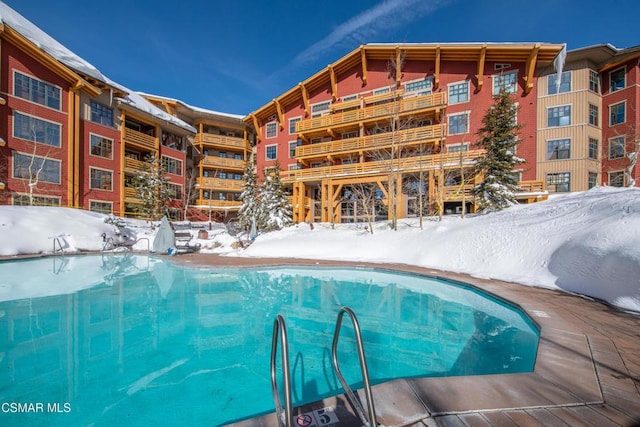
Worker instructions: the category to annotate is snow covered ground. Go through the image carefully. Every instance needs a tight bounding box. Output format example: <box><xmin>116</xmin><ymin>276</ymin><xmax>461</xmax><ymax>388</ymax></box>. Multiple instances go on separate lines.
<box><xmin>0</xmin><ymin>186</ymin><xmax>638</xmax><ymax>313</ymax></box>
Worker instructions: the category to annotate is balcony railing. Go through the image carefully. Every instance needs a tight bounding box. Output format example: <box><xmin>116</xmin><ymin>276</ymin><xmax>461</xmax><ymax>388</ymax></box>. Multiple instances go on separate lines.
<box><xmin>196</xmin><ymin>133</ymin><xmax>248</xmax><ymax>150</ymax></box>
<box><xmin>197</xmin><ymin>177</ymin><xmax>244</xmax><ymax>191</ymax></box>
<box><xmin>517</xmin><ymin>180</ymin><xmax>546</xmax><ymax>193</ymax></box>
<box><xmin>195</xmin><ymin>199</ymin><xmax>242</xmax><ymax>209</ymax></box>
<box><xmin>123</xmin><ymin>128</ymin><xmax>156</xmax><ymax>150</ymax></box>
<box><xmin>124</xmin><ymin>157</ymin><xmax>146</xmax><ymax>171</ymax></box>
<box><xmin>123</xmin><ymin>187</ymin><xmax>139</xmax><ymax>200</ymax></box>
<box><xmin>295</xmin><ymin>92</ymin><xmax>446</xmax><ymax>134</ymax></box>
<box><xmin>200</xmin><ymin>156</ymin><xmax>245</xmax><ymax>170</ymax></box>
<box><xmin>281</xmin><ymin>149</ymin><xmax>484</xmax><ymax>183</ymax></box>
<box><xmin>295</xmin><ymin>124</ymin><xmax>446</xmax><ymax>160</ymax></box>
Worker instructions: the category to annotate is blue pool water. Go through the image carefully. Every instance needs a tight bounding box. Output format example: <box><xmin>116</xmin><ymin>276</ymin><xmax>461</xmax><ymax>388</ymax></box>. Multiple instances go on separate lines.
<box><xmin>0</xmin><ymin>255</ymin><xmax>539</xmax><ymax>426</ymax></box>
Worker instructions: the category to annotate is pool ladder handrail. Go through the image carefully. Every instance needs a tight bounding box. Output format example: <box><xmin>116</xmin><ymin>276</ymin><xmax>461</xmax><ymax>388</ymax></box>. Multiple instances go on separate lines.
<box><xmin>332</xmin><ymin>306</ymin><xmax>377</xmax><ymax>427</ymax></box>
<box><xmin>270</xmin><ymin>314</ymin><xmax>292</xmax><ymax>427</ymax></box>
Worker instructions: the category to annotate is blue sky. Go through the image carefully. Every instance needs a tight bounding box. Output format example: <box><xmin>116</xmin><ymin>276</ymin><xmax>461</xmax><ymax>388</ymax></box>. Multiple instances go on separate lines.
<box><xmin>7</xmin><ymin>0</ymin><xmax>640</xmax><ymax>116</ymax></box>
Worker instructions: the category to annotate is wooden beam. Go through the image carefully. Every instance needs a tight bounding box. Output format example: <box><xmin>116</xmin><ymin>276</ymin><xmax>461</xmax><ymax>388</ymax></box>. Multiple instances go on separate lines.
<box><xmin>477</xmin><ymin>44</ymin><xmax>487</xmax><ymax>92</ymax></box>
<box><xmin>328</xmin><ymin>64</ymin><xmax>337</xmax><ymax>101</ymax></box>
<box><xmin>434</xmin><ymin>45</ymin><xmax>441</xmax><ymax>90</ymax></box>
<box><xmin>250</xmin><ymin>113</ymin><xmax>261</xmax><ymax>143</ymax></box>
<box><xmin>299</xmin><ymin>83</ymin><xmax>310</xmax><ymax>117</ymax></box>
<box><xmin>360</xmin><ymin>46</ymin><xmax>368</xmax><ymax>85</ymax></box>
<box><xmin>395</xmin><ymin>46</ymin><xmax>402</xmax><ymax>88</ymax></box>
<box><xmin>274</xmin><ymin>99</ymin><xmax>285</xmax><ymax>130</ymax></box>
<box><xmin>524</xmin><ymin>43</ymin><xmax>540</xmax><ymax>95</ymax></box>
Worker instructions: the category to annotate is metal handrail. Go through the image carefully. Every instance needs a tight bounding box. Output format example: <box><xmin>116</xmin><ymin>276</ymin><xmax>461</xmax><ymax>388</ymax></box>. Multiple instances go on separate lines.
<box><xmin>270</xmin><ymin>314</ymin><xmax>292</xmax><ymax>427</ymax></box>
<box><xmin>331</xmin><ymin>306</ymin><xmax>377</xmax><ymax>427</ymax></box>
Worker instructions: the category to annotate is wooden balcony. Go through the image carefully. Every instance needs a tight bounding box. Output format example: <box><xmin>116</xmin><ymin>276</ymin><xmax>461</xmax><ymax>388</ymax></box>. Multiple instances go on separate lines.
<box><xmin>123</xmin><ymin>128</ymin><xmax>156</xmax><ymax>150</ymax></box>
<box><xmin>124</xmin><ymin>157</ymin><xmax>146</xmax><ymax>172</ymax></box>
<box><xmin>295</xmin><ymin>92</ymin><xmax>446</xmax><ymax>135</ymax></box>
<box><xmin>517</xmin><ymin>180</ymin><xmax>546</xmax><ymax>193</ymax></box>
<box><xmin>295</xmin><ymin>124</ymin><xmax>445</xmax><ymax>161</ymax></box>
<box><xmin>197</xmin><ymin>177</ymin><xmax>244</xmax><ymax>191</ymax></box>
<box><xmin>194</xmin><ymin>199</ymin><xmax>242</xmax><ymax>209</ymax></box>
<box><xmin>195</xmin><ymin>133</ymin><xmax>248</xmax><ymax>150</ymax></box>
<box><xmin>281</xmin><ymin>150</ymin><xmax>484</xmax><ymax>183</ymax></box>
<box><xmin>200</xmin><ymin>156</ymin><xmax>246</xmax><ymax>170</ymax></box>
<box><xmin>123</xmin><ymin>187</ymin><xmax>141</xmax><ymax>202</ymax></box>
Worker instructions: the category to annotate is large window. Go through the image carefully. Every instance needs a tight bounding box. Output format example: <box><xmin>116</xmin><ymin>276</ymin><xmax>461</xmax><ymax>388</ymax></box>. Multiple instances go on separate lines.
<box><xmin>162</xmin><ymin>156</ymin><xmax>183</xmax><ymax>175</ymax></box>
<box><xmin>90</xmin><ymin>101</ymin><xmax>113</xmax><ymax>127</ymax></box>
<box><xmin>90</xmin><ymin>168</ymin><xmax>113</xmax><ymax>191</ymax></box>
<box><xmin>14</xmin><ymin>71</ymin><xmax>61</xmax><ymax>110</ymax></box>
<box><xmin>265</xmin><ymin>122</ymin><xmax>277</xmax><ymax>138</ymax></box>
<box><xmin>547</xmin><ymin>105</ymin><xmax>571</xmax><ymax>127</ymax></box>
<box><xmin>547</xmin><ymin>139</ymin><xmax>571</xmax><ymax>160</ymax></box>
<box><xmin>546</xmin><ymin>172</ymin><xmax>570</xmax><ymax>192</ymax></box>
<box><xmin>589</xmin><ymin>70</ymin><xmax>599</xmax><ymax>93</ymax></box>
<box><xmin>289</xmin><ymin>140</ymin><xmax>301</xmax><ymax>158</ymax></box>
<box><xmin>90</xmin><ymin>134</ymin><xmax>113</xmax><ymax>159</ymax></box>
<box><xmin>448</xmin><ymin>81</ymin><xmax>469</xmax><ymax>104</ymax></box>
<box><xmin>289</xmin><ymin>117</ymin><xmax>301</xmax><ymax>134</ymax></box>
<box><xmin>588</xmin><ymin>138</ymin><xmax>599</xmax><ymax>160</ymax></box>
<box><xmin>90</xmin><ymin>201</ymin><xmax>113</xmax><ymax>214</ymax></box>
<box><xmin>13</xmin><ymin>194</ymin><xmax>60</xmax><ymax>206</ymax></box>
<box><xmin>608</xmin><ymin>171</ymin><xmax>625</xmax><ymax>187</ymax></box>
<box><xmin>13</xmin><ymin>152</ymin><xmax>61</xmax><ymax>183</ymax></box>
<box><xmin>547</xmin><ymin>71</ymin><xmax>571</xmax><ymax>95</ymax></box>
<box><xmin>311</xmin><ymin>101</ymin><xmax>331</xmax><ymax>118</ymax></box>
<box><xmin>609</xmin><ymin>67</ymin><xmax>625</xmax><ymax>92</ymax></box>
<box><xmin>448</xmin><ymin>112</ymin><xmax>469</xmax><ymax>135</ymax></box>
<box><xmin>13</xmin><ymin>112</ymin><xmax>61</xmax><ymax>147</ymax></box>
<box><xmin>609</xmin><ymin>136</ymin><xmax>625</xmax><ymax>159</ymax></box>
<box><xmin>165</xmin><ymin>182</ymin><xmax>182</xmax><ymax>199</ymax></box>
<box><xmin>588</xmin><ymin>172</ymin><xmax>598</xmax><ymax>189</ymax></box>
<box><xmin>492</xmin><ymin>71</ymin><xmax>517</xmax><ymax>95</ymax></box>
<box><xmin>588</xmin><ymin>104</ymin><xmax>599</xmax><ymax>127</ymax></box>
<box><xmin>405</xmin><ymin>78</ymin><xmax>432</xmax><ymax>95</ymax></box>
<box><xmin>266</xmin><ymin>144</ymin><xmax>277</xmax><ymax>160</ymax></box>
<box><xmin>609</xmin><ymin>102</ymin><xmax>625</xmax><ymax>126</ymax></box>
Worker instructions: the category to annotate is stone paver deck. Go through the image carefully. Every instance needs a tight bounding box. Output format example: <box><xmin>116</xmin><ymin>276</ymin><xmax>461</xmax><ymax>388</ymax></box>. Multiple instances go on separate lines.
<box><xmin>171</xmin><ymin>254</ymin><xmax>640</xmax><ymax>427</ymax></box>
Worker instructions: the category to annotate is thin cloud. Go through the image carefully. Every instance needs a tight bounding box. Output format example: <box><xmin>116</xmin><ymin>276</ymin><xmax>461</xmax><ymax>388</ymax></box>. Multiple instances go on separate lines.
<box><xmin>291</xmin><ymin>0</ymin><xmax>454</xmax><ymax>67</ymax></box>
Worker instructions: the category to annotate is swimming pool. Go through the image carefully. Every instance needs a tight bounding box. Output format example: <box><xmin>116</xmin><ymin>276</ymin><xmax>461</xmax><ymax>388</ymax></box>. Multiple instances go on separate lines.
<box><xmin>0</xmin><ymin>255</ymin><xmax>539</xmax><ymax>426</ymax></box>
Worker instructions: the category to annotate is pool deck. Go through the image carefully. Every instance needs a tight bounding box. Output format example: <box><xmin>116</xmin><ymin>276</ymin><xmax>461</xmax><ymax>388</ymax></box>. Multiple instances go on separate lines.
<box><xmin>171</xmin><ymin>254</ymin><xmax>640</xmax><ymax>427</ymax></box>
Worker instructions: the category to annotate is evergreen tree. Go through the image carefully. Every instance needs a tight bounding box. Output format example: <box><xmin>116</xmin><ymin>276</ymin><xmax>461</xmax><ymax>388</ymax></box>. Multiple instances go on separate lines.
<box><xmin>471</xmin><ymin>86</ymin><xmax>525</xmax><ymax>210</ymax></box>
<box><xmin>238</xmin><ymin>160</ymin><xmax>261</xmax><ymax>230</ymax></box>
<box><xmin>259</xmin><ymin>161</ymin><xmax>293</xmax><ymax>231</ymax></box>
<box><xmin>132</xmin><ymin>153</ymin><xmax>171</xmax><ymax>220</ymax></box>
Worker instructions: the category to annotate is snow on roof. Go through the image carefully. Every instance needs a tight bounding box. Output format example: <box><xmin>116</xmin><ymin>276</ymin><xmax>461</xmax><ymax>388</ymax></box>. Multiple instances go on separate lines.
<box><xmin>0</xmin><ymin>2</ymin><xmax>195</xmax><ymax>133</ymax></box>
<box><xmin>137</xmin><ymin>92</ymin><xmax>245</xmax><ymax>120</ymax></box>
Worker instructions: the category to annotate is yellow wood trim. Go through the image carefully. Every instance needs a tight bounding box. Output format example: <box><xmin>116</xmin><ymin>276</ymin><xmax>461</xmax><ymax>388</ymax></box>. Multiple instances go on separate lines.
<box><xmin>477</xmin><ymin>44</ymin><xmax>487</xmax><ymax>91</ymax></box>
<box><xmin>360</xmin><ymin>46</ymin><xmax>368</xmax><ymax>85</ymax></box>
<box><xmin>73</xmin><ymin>90</ymin><xmax>81</xmax><ymax>207</ymax></box>
<box><xmin>395</xmin><ymin>46</ymin><xmax>402</xmax><ymax>87</ymax></box>
<box><xmin>524</xmin><ymin>43</ymin><xmax>540</xmax><ymax>94</ymax></box>
<box><xmin>120</xmin><ymin>110</ymin><xmax>126</xmax><ymax>212</ymax></box>
<box><xmin>434</xmin><ymin>45</ymin><xmax>441</xmax><ymax>89</ymax></box>
<box><xmin>274</xmin><ymin>99</ymin><xmax>284</xmax><ymax>130</ymax></box>
<box><xmin>299</xmin><ymin>82</ymin><xmax>310</xmax><ymax>116</ymax></box>
<box><xmin>328</xmin><ymin>64</ymin><xmax>337</xmax><ymax>101</ymax></box>
<box><xmin>251</xmin><ymin>113</ymin><xmax>261</xmax><ymax>142</ymax></box>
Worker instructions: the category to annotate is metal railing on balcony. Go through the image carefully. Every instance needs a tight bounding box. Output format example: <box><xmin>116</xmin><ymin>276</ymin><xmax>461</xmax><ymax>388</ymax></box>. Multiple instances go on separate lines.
<box><xmin>196</xmin><ymin>133</ymin><xmax>248</xmax><ymax>150</ymax></box>
<box><xmin>295</xmin><ymin>92</ymin><xmax>446</xmax><ymax>134</ymax></box>
<box><xmin>123</xmin><ymin>128</ymin><xmax>156</xmax><ymax>150</ymax></box>
<box><xmin>200</xmin><ymin>156</ymin><xmax>246</xmax><ymax>170</ymax></box>
<box><xmin>197</xmin><ymin>177</ymin><xmax>244</xmax><ymax>191</ymax></box>
<box><xmin>295</xmin><ymin>124</ymin><xmax>446</xmax><ymax>159</ymax></box>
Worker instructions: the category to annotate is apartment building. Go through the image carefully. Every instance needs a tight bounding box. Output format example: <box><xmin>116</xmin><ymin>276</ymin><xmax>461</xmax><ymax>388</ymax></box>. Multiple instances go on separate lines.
<box><xmin>245</xmin><ymin>43</ymin><xmax>564</xmax><ymax>223</ymax></box>
<box><xmin>536</xmin><ymin>44</ymin><xmax>640</xmax><ymax>192</ymax></box>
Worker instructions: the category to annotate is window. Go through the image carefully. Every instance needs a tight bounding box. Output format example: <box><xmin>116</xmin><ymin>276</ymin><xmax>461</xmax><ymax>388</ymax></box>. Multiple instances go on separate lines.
<box><xmin>609</xmin><ymin>102</ymin><xmax>625</xmax><ymax>126</ymax></box>
<box><xmin>90</xmin><ymin>134</ymin><xmax>113</xmax><ymax>159</ymax></box>
<box><xmin>448</xmin><ymin>113</ymin><xmax>469</xmax><ymax>135</ymax></box>
<box><xmin>448</xmin><ymin>81</ymin><xmax>469</xmax><ymax>104</ymax></box>
<box><xmin>405</xmin><ymin>78</ymin><xmax>432</xmax><ymax>95</ymax></box>
<box><xmin>546</xmin><ymin>172</ymin><xmax>570</xmax><ymax>192</ymax></box>
<box><xmin>165</xmin><ymin>183</ymin><xmax>182</xmax><ymax>199</ymax></box>
<box><xmin>13</xmin><ymin>152</ymin><xmax>60</xmax><ymax>183</ymax></box>
<box><xmin>447</xmin><ymin>143</ymin><xmax>469</xmax><ymax>153</ymax></box>
<box><xmin>342</xmin><ymin>131</ymin><xmax>359</xmax><ymax>139</ymax></box>
<box><xmin>608</xmin><ymin>171</ymin><xmax>625</xmax><ymax>187</ymax></box>
<box><xmin>13</xmin><ymin>194</ymin><xmax>60</xmax><ymax>206</ymax></box>
<box><xmin>342</xmin><ymin>95</ymin><xmax>357</xmax><ymax>102</ymax></box>
<box><xmin>588</xmin><ymin>138</ymin><xmax>599</xmax><ymax>160</ymax></box>
<box><xmin>492</xmin><ymin>71</ymin><xmax>517</xmax><ymax>95</ymax></box>
<box><xmin>234</xmin><ymin>153</ymin><xmax>243</xmax><ymax>160</ymax></box>
<box><xmin>90</xmin><ymin>168</ymin><xmax>113</xmax><ymax>191</ymax></box>
<box><xmin>90</xmin><ymin>101</ymin><xmax>113</xmax><ymax>127</ymax></box>
<box><xmin>266</xmin><ymin>144</ymin><xmax>277</xmax><ymax>160</ymax></box>
<box><xmin>547</xmin><ymin>71</ymin><xmax>571</xmax><ymax>95</ymax></box>
<box><xmin>373</xmin><ymin>87</ymin><xmax>390</xmax><ymax>95</ymax></box>
<box><xmin>265</xmin><ymin>122</ymin><xmax>277</xmax><ymax>138</ymax></box>
<box><xmin>14</xmin><ymin>71</ymin><xmax>61</xmax><ymax>110</ymax></box>
<box><xmin>288</xmin><ymin>163</ymin><xmax>301</xmax><ymax>170</ymax></box>
<box><xmin>162</xmin><ymin>156</ymin><xmax>183</xmax><ymax>175</ymax></box>
<box><xmin>547</xmin><ymin>105</ymin><xmax>571</xmax><ymax>127</ymax></box>
<box><xmin>547</xmin><ymin>139</ymin><xmax>571</xmax><ymax>160</ymax></box>
<box><xmin>289</xmin><ymin>117</ymin><xmax>301</xmax><ymax>134</ymax></box>
<box><xmin>90</xmin><ymin>201</ymin><xmax>113</xmax><ymax>214</ymax></box>
<box><xmin>609</xmin><ymin>136</ymin><xmax>625</xmax><ymax>159</ymax></box>
<box><xmin>588</xmin><ymin>104</ymin><xmax>599</xmax><ymax>127</ymax></box>
<box><xmin>609</xmin><ymin>67</ymin><xmax>625</xmax><ymax>92</ymax></box>
<box><xmin>13</xmin><ymin>112</ymin><xmax>61</xmax><ymax>147</ymax></box>
<box><xmin>588</xmin><ymin>172</ymin><xmax>598</xmax><ymax>189</ymax></box>
<box><xmin>219</xmin><ymin>172</ymin><xmax>227</xmax><ymax>179</ymax></box>
<box><xmin>289</xmin><ymin>140</ymin><xmax>300</xmax><ymax>158</ymax></box>
<box><xmin>589</xmin><ymin>70</ymin><xmax>599</xmax><ymax>93</ymax></box>
<box><xmin>311</xmin><ymin>101</ymin><xmax>331</xmax><ymax>118</ymax></box>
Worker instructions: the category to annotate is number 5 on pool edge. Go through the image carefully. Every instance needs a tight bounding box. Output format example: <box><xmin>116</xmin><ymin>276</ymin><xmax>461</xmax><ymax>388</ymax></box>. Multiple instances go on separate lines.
<box><xmin>314</xmin><ymin>407</ymin><xmax>338</xmax><ymax>425</ymax></box>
